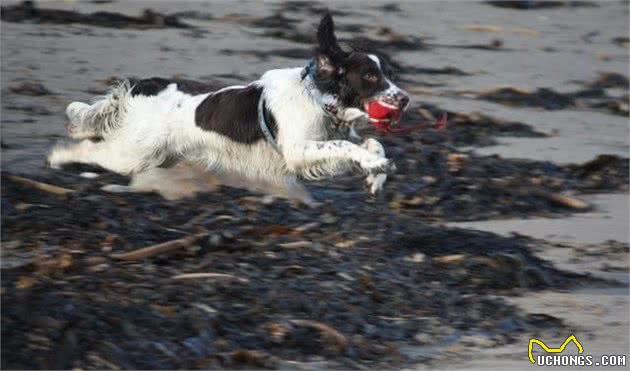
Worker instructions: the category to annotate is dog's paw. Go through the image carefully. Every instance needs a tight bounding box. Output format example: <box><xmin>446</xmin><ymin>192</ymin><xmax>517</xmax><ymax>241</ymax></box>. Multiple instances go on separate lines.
<box><xmin>361</xmin><ymin>138</ymin><xmax>385</xmax><ymax>157</ymax></box>
<box><xmin>338</xmin><ymin>107</ymin><xmax>368</xmax><ymax>124</ymax></box>
<box><xmin>65</xmin><ymin>102</ymin><xmax>100</xmax><ymax>139</ymax></box>
<box><xmin>366</xmin><ymin>173</ymin><xmax>387</xmax><ymax>195</ymax></box>
<box><xmin>360</xmin><ymin>156</ymin><xmax>396</xmax><ymax>174</ymax></box>
<box><xmin>65</xmin><ymin>121</ymin><xmax>81</xmax><ymax>140</ymax></box>
<box><xmin>46</xmin><ymin>147</ymin><xmax>67</xmax><ymax>169</ymax></box>
<box><xmin>65</xmin><ymin>120</ymin><xmax>82</xmax><ymax>139</ymax></box>
<box><xmin>66</xmin><ymin>121</ymin><xmax>98</xmax><ymax>140</ymax></box>
<box><xmin>101</xmin><ymin>184</ymin><xmax>134</xmax><ymax>193</ymax></box>
<box><xmin>66</xmin><ymin>102</ymin><xmax>89</xmax><ymax>122</ymax></box>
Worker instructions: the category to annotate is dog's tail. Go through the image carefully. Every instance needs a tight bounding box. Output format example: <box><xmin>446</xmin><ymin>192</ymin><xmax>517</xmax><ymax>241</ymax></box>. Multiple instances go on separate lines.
<box><xmin>66</xmin><ymin>80</ymin><xmax>133</xmax><ymax>139</ymax></box>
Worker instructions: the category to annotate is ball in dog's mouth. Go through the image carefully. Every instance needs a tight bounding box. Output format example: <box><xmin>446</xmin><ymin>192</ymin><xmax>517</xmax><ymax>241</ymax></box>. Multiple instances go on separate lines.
<box><xmin>364</xmin><ymin>99</ymin><xmax>403</xmax><ymax>131</ymax></box>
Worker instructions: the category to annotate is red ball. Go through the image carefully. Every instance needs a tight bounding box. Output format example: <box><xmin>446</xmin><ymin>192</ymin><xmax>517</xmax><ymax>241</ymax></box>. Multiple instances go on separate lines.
<box><xmin>365</xmin><ymin>100</ymin><xmax>402</xmax><ymax>131</ymax></box>
<box><xmin>366</xmin><ymin>100</ymin><xmax>395</xmax><ymax>119</ymax></box>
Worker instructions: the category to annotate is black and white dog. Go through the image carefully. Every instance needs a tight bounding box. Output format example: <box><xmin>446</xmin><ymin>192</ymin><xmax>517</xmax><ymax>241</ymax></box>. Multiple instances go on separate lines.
<box><xmin>48</xmin><ymin>14</ymin><xmax>409</xmax><ymax>198</ymax></box>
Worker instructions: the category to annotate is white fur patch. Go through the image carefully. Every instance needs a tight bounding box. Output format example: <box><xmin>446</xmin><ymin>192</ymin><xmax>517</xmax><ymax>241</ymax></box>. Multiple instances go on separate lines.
<box><xmin>368</xmin><ymin>54</ymin><xmax>382</xmax><ymax>69</ymax></box>
<box><xmin>368</xmin><ymin>54</ymin><xmax>405</xmax><ymax>99</ymax></box>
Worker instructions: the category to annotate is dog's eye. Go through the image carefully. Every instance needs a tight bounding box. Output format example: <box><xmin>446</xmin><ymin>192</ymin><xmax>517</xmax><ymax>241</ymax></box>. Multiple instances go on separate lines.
<box><xmin>363</xmin><ymin>72</ymin><xmax>378</xmax><ymax>82</ymax></box>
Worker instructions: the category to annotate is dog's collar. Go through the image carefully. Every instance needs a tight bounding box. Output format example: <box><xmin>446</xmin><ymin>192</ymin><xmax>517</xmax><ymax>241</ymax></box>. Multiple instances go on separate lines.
<box><xmin>300</xmin><ymin>58</ymin><xmax>316</xmax><ymax>80</ymax></box>
<box><xmin>257</xmin><ymin>95</ymin><xmax>282</xmax><ymax>154</ymax></box>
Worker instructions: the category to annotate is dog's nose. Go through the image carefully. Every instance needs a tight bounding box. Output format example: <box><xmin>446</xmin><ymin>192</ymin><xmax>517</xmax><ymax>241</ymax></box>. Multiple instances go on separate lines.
<box><xmin>397</xmin><ymin>94</ymin><xmax>410</xmax><ymax>109</ymax></box>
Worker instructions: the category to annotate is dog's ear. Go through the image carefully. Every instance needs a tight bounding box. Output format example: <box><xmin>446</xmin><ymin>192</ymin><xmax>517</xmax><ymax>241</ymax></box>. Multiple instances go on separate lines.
<box><xmin>317</xmin><ymin>13</ymin><xmax>344</xmax><ymax>60</ymax></box>
<box><xmin>315</xmin><ymin>13</ymin><xmax>346</xmax><ymax>77</ymax></box>
<box><xmin>315</xmin><ymin>54</ymin><xmax>338</xmax><ymax>76</ymax></box>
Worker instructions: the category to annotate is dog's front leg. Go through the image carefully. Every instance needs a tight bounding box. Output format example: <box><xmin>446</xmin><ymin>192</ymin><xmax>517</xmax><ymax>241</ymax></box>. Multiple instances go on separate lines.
<box><xmin>360</xmin><ymin>138</ymin><xmax>388</xmax><ymax>195</ymax></box>
<box><xmin>284</xmin><ymin>140</ymin><xmax>396</xmax><ymax>178</ymax></box>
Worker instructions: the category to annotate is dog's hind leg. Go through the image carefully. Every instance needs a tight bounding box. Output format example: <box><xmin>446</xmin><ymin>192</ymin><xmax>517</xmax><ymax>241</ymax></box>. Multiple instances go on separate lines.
<box><xmin>47</xmin><ymin>139</ymin><xmax>147</xmax><ymax>175</ymax></box>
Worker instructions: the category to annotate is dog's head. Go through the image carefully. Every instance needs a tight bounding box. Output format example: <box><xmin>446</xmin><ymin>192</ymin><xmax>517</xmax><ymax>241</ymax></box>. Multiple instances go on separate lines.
<box><xmin>311</xmin><ymin>13</ymin><xmax>410</xmax><ymax>129</ymax></box>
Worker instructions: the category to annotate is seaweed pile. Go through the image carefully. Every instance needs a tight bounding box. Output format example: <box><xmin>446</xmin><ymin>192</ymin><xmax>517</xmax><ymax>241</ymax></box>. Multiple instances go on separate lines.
<box><xmin>458</xmin><ymin>73</ymin><xmax>630</xmax><ymax>117</ymax></box>
<box><xmin>1</xmin><ymin>169</ymin><xmax>593</xmax><ymax>369</ymax></box>
<box><xmin>2</xmin><ymin>115</ymin><xmax>626</xmax><ymax>368</ymax></box>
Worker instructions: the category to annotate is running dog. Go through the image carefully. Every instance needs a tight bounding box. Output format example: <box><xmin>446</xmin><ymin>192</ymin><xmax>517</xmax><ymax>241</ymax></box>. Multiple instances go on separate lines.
<box><xmin>47</xmin><ymin>13</ymin><xmax>410</xmax><ymax>199</ymax></box>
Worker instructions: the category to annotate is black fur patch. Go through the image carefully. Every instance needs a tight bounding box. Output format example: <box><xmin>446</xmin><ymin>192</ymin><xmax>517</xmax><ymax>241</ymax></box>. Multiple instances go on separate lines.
<box><xmin>339</xmin><ymin>53</ymin><xmax>388</xmax><ymax>107</ymax></box>
<box><xmin>130</xmin><ymin>77</ymin><xmax>218</xmax><ymax>96</ymax></box>
<box><xmin>195</xmin><ymin>85</ymin><xmax>277</xmax><ymax>144</ymax></box>
<box><xmin>312</xmin><ymin>14</ymin><xmax>397</xmax><ymax>109</ymax></box>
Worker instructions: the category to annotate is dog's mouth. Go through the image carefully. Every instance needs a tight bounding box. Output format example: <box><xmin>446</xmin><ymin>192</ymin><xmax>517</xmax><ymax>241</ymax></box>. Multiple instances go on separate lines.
<box><xmin>362</xmin><ymin>98</ymin><xmax>405</xmax><ymax>131</ymax></box>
